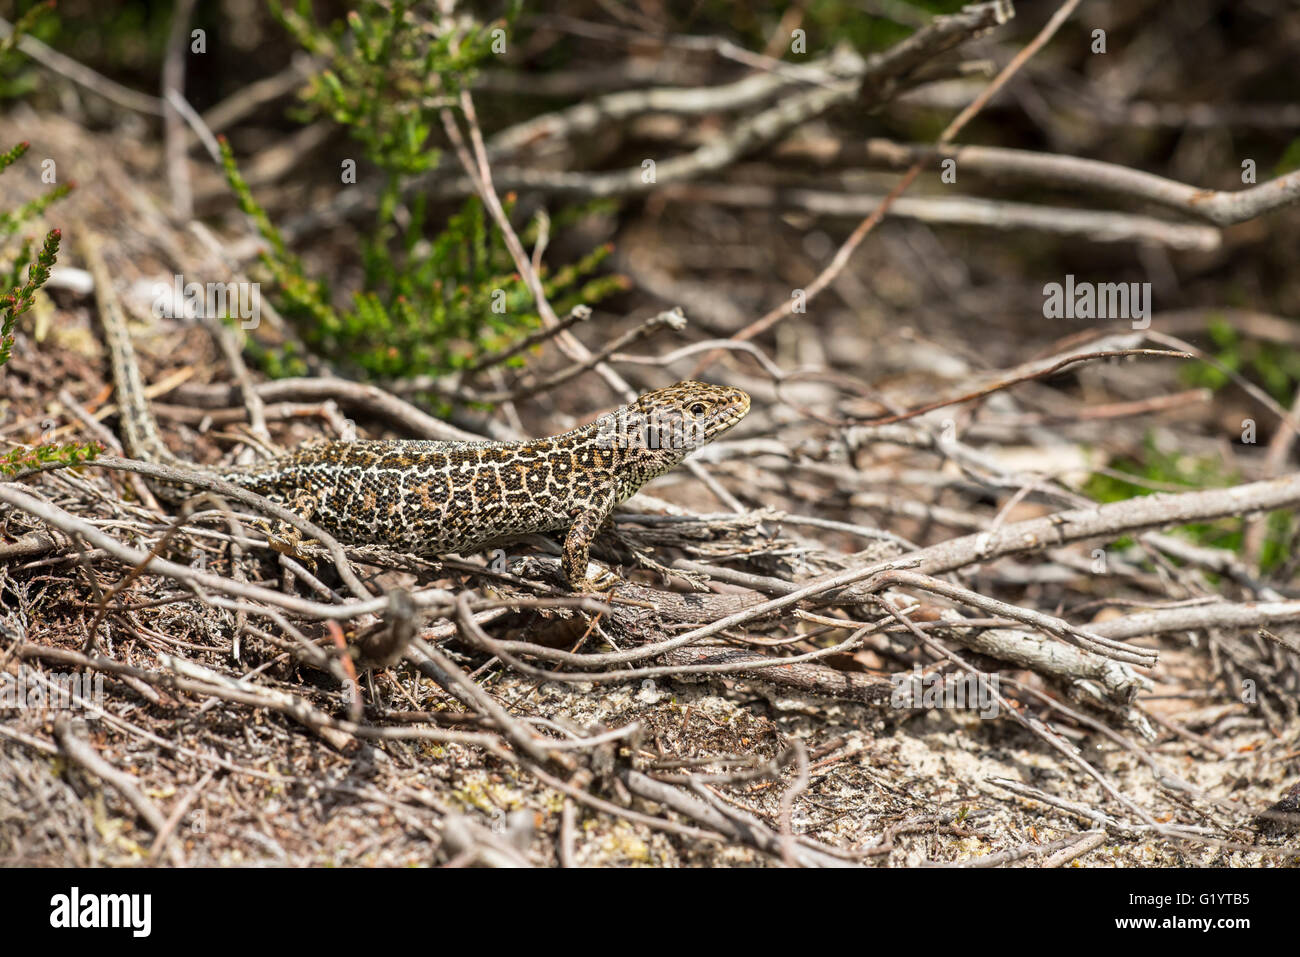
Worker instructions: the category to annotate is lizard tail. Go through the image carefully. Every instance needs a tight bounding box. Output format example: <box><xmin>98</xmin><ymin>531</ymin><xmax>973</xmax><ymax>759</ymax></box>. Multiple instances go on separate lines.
<box><xmin>82</xmin><ymin>234</ymin><xmax>186</xmax><ymax>469</ymax></box>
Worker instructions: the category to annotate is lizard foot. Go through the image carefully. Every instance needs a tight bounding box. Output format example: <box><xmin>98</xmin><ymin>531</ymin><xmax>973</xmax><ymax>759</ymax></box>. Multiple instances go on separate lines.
<box><xmin>571</xmin><ymin>562</ymin><xmax>623</xmax><ymax>595</ymax></box>
<box><xmin>259</xmin><ymin>492</ymin><xmax>320</xmax><ymax>565</ymax></box>
<box><xmin>257</xmin><ymin>519</ymin><xmax>315</xmax><ymax>564</ymax></box>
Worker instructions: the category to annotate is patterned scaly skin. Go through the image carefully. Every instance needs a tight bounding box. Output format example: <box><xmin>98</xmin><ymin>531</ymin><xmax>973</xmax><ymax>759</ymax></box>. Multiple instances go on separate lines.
<box><xmin>100</xmin><ymin>291</ymin><xmax>749</xmax><ymax>590</ymax></box>
<box><xmin>220</xmin><ymin>384</ymin><xmax>747</xmax><ymax>589</ymax></box>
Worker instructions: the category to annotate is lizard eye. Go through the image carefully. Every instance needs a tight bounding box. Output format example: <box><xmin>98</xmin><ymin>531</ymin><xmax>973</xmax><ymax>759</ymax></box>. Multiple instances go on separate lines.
<box><xmin>689</xmin><ymin>402</ymin><xmax>707</xmax><ymax>416</ymax></box>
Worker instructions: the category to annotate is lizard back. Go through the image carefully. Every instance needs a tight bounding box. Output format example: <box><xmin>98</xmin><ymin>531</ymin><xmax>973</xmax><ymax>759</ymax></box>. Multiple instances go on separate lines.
<box><xmin>218</xmin><ymin>379</ymin><xmax>750</xmax><ymax>555</ymax></box>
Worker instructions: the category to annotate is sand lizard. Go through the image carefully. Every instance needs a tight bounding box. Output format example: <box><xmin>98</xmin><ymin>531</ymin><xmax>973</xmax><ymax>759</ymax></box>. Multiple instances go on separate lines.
<box><xmin>98</xmin><ymin>277</ymin><xmax>750</xmax><ymax>591</ymax></box>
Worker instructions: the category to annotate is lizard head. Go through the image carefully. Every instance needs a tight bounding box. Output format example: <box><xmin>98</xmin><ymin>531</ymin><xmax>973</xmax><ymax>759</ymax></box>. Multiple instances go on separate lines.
<box><xmin>596</xmin><ymin>381</ymin><xmax>750</xmax><ymax>495</ymax></box>
<box><xmin>634</xmin><ymin>381</ymin><xmax>751</xmax><ymax>447</ymax></box>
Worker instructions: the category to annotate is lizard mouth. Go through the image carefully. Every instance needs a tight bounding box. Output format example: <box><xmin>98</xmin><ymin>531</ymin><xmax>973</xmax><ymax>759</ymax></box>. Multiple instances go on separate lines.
<box><xmin>710</xmin><ymin>388</ymin><xmax>751</xmax><ymax>434</ymax></box>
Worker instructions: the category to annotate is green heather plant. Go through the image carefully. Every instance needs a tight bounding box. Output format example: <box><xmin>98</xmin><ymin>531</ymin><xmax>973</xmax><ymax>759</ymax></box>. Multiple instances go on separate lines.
<box><xmin>1</xmin><ymin>140</ymin><xmax>66</xmax><ymax>366</ymax></box>
<box><xmin>0</xmin><ymin>440</ymin><xmax>102</xmax><ymax>478</ymax></box>
<box><xmin>1181</xmin><ymin>315</ymin><xmax>1300</xmax><ymax>406</ymax></box>
<box><xmin>224</xmin><ymin>0</ymin><xmax>624</xmax><ymax>384</ymax></box>
<box><xmin>1084</xmin><ymin>436</ymin><xmax>1293</xmax><ymax>575</ymax></box>
<box><xmin>0</xmin><ymin>0</ymin><xmax>55</xmax><ymax>101</ymax></box>
<box><xmin>0</xmin><ymin>142</ymin><xmax>100</xmax><ymax>474</ymax></box>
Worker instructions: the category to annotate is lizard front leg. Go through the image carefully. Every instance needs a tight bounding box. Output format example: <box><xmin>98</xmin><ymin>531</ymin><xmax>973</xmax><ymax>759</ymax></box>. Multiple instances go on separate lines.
<box><xmin>563</xmin><ymin>503</ymin><xmax>620</xmax><ymax>593</ymax></box>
